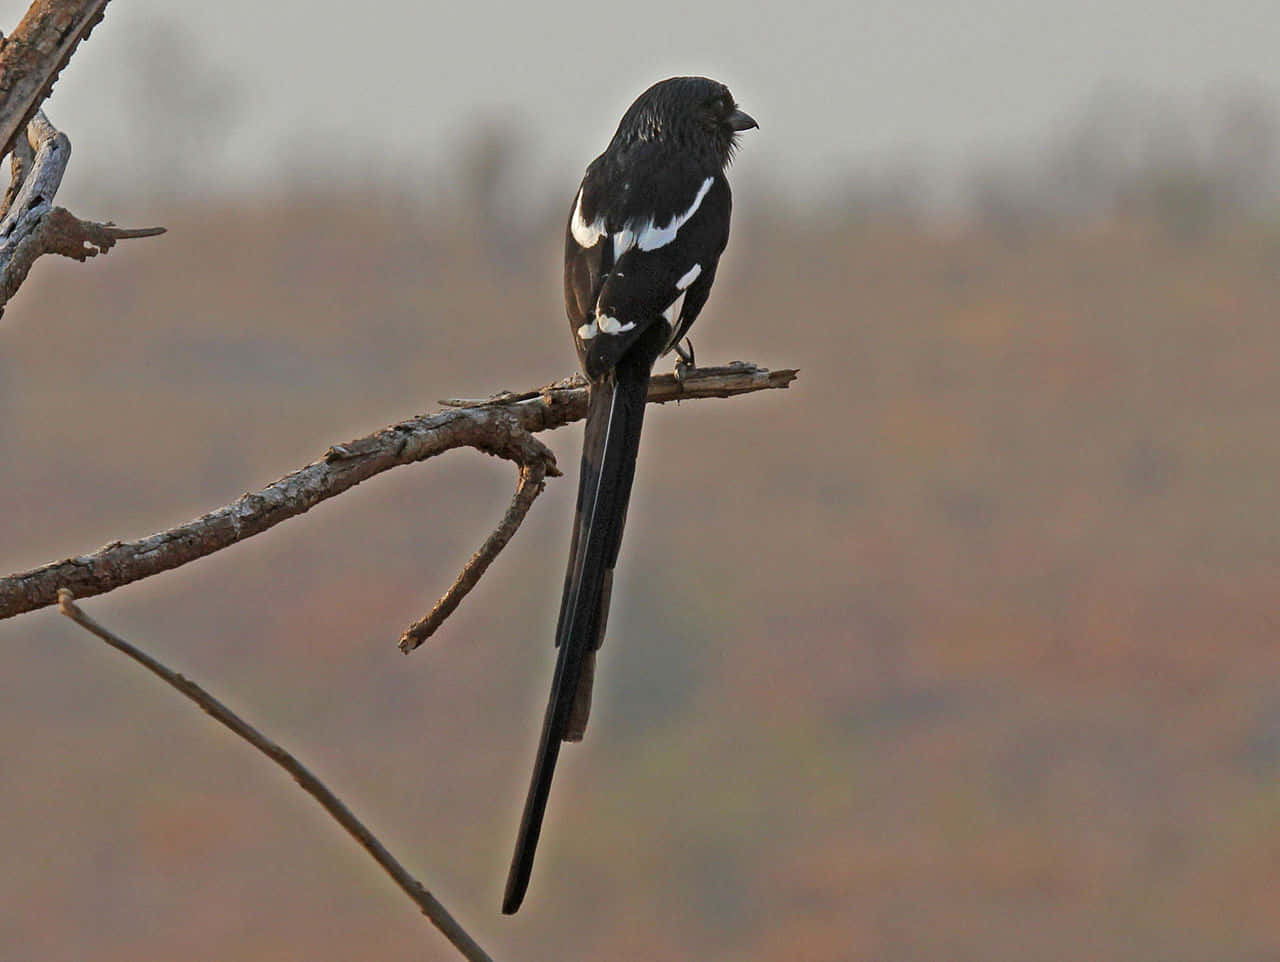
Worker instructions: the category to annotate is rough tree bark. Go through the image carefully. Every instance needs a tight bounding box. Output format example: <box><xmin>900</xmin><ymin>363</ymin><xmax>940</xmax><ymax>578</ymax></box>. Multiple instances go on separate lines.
<box><xmin>0</xmin><ymin>0</ymin><xmax>112</xmax><ymax>158</ymax></box>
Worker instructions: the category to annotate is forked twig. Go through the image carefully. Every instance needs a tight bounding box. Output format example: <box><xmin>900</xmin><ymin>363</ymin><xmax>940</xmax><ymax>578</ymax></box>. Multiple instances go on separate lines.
<box><xmin>0</xmin><ymin>108</ymin><xmax>164</xmax><ymax>312</ymax></box>
<box><xmin>56</xmin><ymin>589</ymin><xmax>497</xmax><ymax>962</ymax></box>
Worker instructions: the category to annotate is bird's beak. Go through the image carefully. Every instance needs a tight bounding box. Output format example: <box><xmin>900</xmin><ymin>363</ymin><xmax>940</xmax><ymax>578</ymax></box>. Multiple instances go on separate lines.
<box><xmin>728</xmin><ymin>108</ymin><xmax>758</xmax><ymax>132</ymax></box>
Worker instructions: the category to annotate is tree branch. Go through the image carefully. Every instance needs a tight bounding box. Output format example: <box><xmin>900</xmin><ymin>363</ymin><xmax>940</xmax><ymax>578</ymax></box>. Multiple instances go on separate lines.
<box><xmin>0</xmin><ymin>109</ymin><xmax>66</xmax><ymax>229</ymax></box>
<box><xmin>0</xmin><ymin>109</ymin><xmax>164</xmax><ymax>313</ymax></box>
<box><xmin>399</xmin><ymin>458</ymin><xmax>549</xmax><ymax>652</ymax></box>
<box><xmin>56</xmin><ymin>590</ymin><xmax>497</xmax><ymax>962</ymax></box>
<box><xmin>1</xmin><ymin>363</ymin><xmax>798</xmax><ymax>623</ymax></box>
<box><xmin>0</xmin><ymin>0</ymin><xmax>112</xmax><ymax>160</ymax></box>
<box><xmin>1</xmin><ymin>113</ymin><xmax>33</xmax><ymax>218</ymax></box>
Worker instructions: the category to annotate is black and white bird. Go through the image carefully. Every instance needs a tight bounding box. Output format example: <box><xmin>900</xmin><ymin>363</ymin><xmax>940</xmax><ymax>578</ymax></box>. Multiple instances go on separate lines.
<box><xmin>503</xmin><ymin>76</ymin><xmax>756</xmax><ymax>914</ymax></box>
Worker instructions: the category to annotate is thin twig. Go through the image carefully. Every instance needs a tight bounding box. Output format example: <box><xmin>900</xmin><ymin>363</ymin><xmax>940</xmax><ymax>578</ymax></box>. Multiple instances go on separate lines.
<box><xmin>1</xmin><ymin>363</ymin><xmax>797</xmax><ymax>621</ymax></box>
<box><xmin>56</xmin><ymin>589</ymin><xmax>497</xmax><ymax>962</ymax></box>
<box><xmin>400</xmin><ymin>458</ymin><xmax>549</xmax><ymax>652</ymax></box>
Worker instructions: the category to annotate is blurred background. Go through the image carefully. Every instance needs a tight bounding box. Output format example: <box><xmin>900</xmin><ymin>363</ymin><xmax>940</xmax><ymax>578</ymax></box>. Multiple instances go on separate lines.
<box><xmin>2</xmin><ymin>1</ymin><xmax>1279</xmax><ymax>959</ymax></box>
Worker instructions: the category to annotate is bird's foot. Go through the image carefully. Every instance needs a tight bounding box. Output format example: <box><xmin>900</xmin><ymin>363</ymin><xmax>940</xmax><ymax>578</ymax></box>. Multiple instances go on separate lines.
<box><xmin>674</xmin><ymin>338</ymin><xmax>697</xmax><ymax>381</ymax></box>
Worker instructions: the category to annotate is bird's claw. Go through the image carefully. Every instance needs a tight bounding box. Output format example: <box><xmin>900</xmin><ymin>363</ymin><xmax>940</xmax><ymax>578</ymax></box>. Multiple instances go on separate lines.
<box><xmin>674</xmin><ymin>338</ymin><xmax>697</xmax><ymax>381</ymax></box>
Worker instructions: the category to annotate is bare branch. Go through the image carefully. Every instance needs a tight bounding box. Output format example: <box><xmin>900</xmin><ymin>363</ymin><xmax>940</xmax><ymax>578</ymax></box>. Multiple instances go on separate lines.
<box><xmin>397</xmin><ymin>365</ymin><xmax>803</xmax><ymax>647</ymax></box>
<box><xmin>0</xmin><ymin>110</ymin><xmax>68</xmax><ymax>234</ymax></box>
<box><xmin>56</xmin><ymin>590</ymin><xmax>497</xmax><ymax>962</ymax></box>
<box><xmin>0</xmin><ymin>0</ymin><xmax>112</xmax><ymax>159</ymax></box>
<box><xmin>0</xmin><ymin>110</ymin><xmax>163</xmax><ymax>311</ymax></box>
<box><xmin>400</xmin><ymin>458</ymin><xmax>550</xmax><ymax>652</ymax></box>
<box><xmin>0</xmin><ymin>205</ymin><xmax>164</xmax><ymax>305</ymax></box>
<box><xmin>1</xmin><ymin>363</ymin><xmax>797</xmax><ymax>621</ymax></box>
<box><xmin>1</xmin><ymin>121</ymin><xmax>33</xmax><ymax>219</ymax></box>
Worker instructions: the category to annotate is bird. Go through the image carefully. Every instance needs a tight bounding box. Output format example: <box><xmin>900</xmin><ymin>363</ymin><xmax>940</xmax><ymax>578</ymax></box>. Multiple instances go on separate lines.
<box><xmin>503</xmin><ymin>76</ymin><xmax>756</xmax><ymax>915</ymax></box>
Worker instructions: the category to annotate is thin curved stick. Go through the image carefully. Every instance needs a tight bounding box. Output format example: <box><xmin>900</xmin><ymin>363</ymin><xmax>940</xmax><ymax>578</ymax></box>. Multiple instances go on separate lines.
<box><xmin>401</xmin><ymin>458</ymin><xmax>549</xmax><ymax>652</ymax></box>
<box><xmin>56</xmin><ymin>590</ymin><xmax>497</xmax><ymax>962</ymax></box>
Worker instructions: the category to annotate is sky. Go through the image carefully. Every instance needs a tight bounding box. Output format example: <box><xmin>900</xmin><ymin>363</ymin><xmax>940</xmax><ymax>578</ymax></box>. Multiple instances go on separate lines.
<box><xmin>27</xmin><ymin>0</ymin><xmax>1280</xmax><ymax>207</ymax></box>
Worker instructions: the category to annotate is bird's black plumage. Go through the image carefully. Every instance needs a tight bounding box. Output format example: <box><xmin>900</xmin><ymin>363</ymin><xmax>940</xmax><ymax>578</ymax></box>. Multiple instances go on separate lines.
<box><xmin>503</xmin><ymin>76</ymin><xmax>756</xmax><ymax>914</ymax></box>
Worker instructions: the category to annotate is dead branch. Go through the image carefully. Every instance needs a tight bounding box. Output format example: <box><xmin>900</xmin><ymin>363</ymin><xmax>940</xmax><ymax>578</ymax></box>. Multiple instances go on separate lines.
<box><xmin>56</xmin><ymin>590</ymin><xmax>497</xmax><ymax>962</ymax></box>
<box><xmin>0</xmin><ymin>7</ymin><xmax>164</xmax><ymax>312</ymax></box>
<box><xmin>0</xmin><ymin>109</ymin><xmax>64</xmax><ymax>226</ymax></box>
<box><xmin>1</xmin><ymin>114</ymin><xmax>32</xmax><ymax>215</ymax></box>
<box><xmin>1</xmin><ymin>363</ymin><xmax>798</xmax><ymax>626</ymax></box>
<box><xmin>0</xmin><ymin>0</ymin><xmax>112</xmax><ymax>160</ymax></box>
<box><xmin>0</xmin><ymin>109</ymin><xmax>164</xmax><ymax>312</ymax></box>
<box><xmin>400</xmin><ymin>459</ymin><xmax>549</xmax><ymax>652</ymax></box>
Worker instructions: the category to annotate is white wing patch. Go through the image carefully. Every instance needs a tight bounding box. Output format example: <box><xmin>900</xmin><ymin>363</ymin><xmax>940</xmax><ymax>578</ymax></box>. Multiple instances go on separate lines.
<box><xmin>636</xmin><ymin>177</ymin><xmax>714</xmax><ymax>251</ymax></box>
<box><xmin>676</xmin><ymin>263</ymin><xmax>702</xmax><ymax>290</ymax></box>
<box><xmin>578</xmin><ymin>315</ymin><xmax>636</xmax><ymax>341</ymax></box>
<box><xmin>578</xmin><ymin>177</ymin><xmax>714</xmax><ymax>255</ymax></box>
<box><xmin>570</xmin><ymin>189</ymin><xmax>605</xmax><ymax>248</ymax></box>
<box><xmin>597</xmin><ymin>314</ymin><xmax>636</xmax><ymax>335</ymax></box>
<box><xmin>663</xmin><ymin>293</ymin><xmax>685</xmax><ymax>325</ymax></box>
<box><xmin>660</xmin><ymin>292</ymin><xmax>688</xmax><ymax>356</ymax></box>
<box><xmin>575</xmin><ymin>178</ymin><xmax>714</xmax><ymax>348</ymax></box>
<box><xmin>656</xmin><ymin>265</ymin><xmax>700</xmax><ymax>341</ymax></box>
<box><xmin>612</xmin><ymin>226</ymin><xmax>636</xmax><ymax>261</ymax></box>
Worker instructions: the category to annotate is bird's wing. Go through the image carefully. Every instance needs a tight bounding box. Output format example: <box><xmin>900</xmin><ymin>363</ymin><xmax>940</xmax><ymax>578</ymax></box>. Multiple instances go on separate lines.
<box><xmin>566</xmin><ymin>167</ymin><xmax>732</xmax><ymax>378</ymax></box>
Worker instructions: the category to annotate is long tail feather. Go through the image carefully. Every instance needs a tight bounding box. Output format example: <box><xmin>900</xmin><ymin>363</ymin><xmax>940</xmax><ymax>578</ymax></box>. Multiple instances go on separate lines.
<box><xmin>502</xmin><ymin>357</ymin><xmax>652</xmax><ymax>914</ymax></box>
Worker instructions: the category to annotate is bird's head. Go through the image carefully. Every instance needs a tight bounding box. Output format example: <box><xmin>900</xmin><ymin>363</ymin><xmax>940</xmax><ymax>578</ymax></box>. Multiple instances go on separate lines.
<box><xmin>612</xmin><ymin>76</ymin><xmax>758</xmax><ymax>170</ymax></box>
